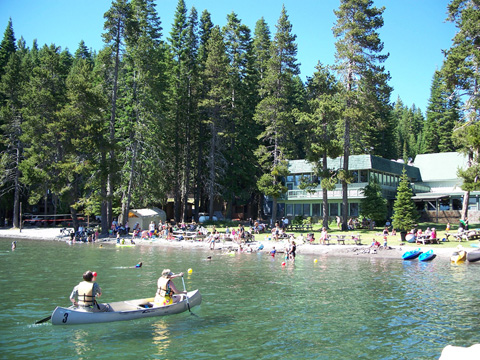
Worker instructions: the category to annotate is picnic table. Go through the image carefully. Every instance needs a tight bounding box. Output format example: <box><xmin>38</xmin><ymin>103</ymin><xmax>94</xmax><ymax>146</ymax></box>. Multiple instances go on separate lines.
<box><xmin>415</xmin><ymin>234</ymin><xmax>440</xmax><ymax>245</ymax></box>
<box><xmin>289</xmin><ymin>224</ymin><xmax>313</xmax><ymax>231</ymax></box>
<box><xmin>445</xmin><ymin>229</ymin><xmax>480</xmax><ymax>242</ymax></box>
<box><xmin>334</xmin><ymin>234</ymin><xmax>346</xmax><ymax>245</ymax></box>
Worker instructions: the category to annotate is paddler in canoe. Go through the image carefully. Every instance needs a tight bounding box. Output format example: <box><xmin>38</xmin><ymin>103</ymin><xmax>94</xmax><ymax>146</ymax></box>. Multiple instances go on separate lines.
<box><xmin>154</xmin><ymin>269</ymin><xmax>186</xmax><ymax>306</ymax></box>
<box><xmin>69</xmin><ymin>270</ymin><xmax>108</xmax><ymax>311</ymax></box>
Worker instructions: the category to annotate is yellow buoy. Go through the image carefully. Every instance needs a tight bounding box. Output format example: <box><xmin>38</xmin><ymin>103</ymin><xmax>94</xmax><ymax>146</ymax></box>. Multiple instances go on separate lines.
<box><xmin>187</xmin><ymin>268</ymin><xmax>193</xmax><ymax>274</ymax></box>
<box><xmin>314</xmin><ymin>259</ymin><xmax>318</xmax><ymax>263</ymax></box>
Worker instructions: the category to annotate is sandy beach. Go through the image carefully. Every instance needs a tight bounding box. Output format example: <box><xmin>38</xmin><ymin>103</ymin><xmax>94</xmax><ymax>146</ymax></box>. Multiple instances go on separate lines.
<box><xmin>0</xmin><ymin>226</ymin><xmax>462</xmax><ymax>260</ymax></box>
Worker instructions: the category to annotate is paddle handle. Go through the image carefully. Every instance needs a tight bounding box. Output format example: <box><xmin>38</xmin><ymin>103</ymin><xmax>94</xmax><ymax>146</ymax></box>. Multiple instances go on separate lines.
<box><xmin>181</xmin><ymin>275</ymin><xmax>192</xmax><ymax>313</ymax></box>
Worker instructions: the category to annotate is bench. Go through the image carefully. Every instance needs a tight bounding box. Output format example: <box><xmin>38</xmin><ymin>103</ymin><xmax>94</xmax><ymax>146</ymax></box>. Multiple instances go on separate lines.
<box><xmin>335</xmin><ymin>235</ymin><xmax>346</xmax><ymax>245</ymax></box>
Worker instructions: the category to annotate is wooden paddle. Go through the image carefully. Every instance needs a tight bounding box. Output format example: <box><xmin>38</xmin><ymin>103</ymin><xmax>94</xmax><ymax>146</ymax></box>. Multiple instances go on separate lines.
<box><xmin>181</xmin><ymin>275</ymin><xmax>197</xmax><ymax>316</ymax></box>
<box><xmin>35</xmin><ymin>315</ymin><xmax>51</xmax><ymax>324</ymax></box>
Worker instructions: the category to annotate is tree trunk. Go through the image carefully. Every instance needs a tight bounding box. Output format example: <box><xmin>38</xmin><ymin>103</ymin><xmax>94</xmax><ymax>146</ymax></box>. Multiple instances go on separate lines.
<box><xmin>461</xmin><ymin>191</ymin><xmax>469</xmax><ymax>221</ymax></box>
<box><xmin>208</xmin><ymin>122</ymin><xmax>216</xmax><ymax>219</ymax></box>
<box><xmin>106</xmin><ymin>20</ymin><xmax>122</xmax><ymax>231</ymax></box>
<box><xmin>272</xmin><ymin>197</ymin><xmax>278</xmax><ymax>226</ymax></box>
<box><xmin>322</xmin><ymin>153</ymin><xmax>329</xmax><ymax>229</ymax></box>
<box><xmin>12</xmin><ymin>146</ymin><xmax>20</xmax><ymax>228</ymax></box>
<box><xmin>121</xmin><ymin>139</ymin><xmax>137</xmax><ymax>227</ymax></box>
<box><xmin>342</xmin><ymin>119</ymin><xmax>350</xmax><ymax>230</ymax></box>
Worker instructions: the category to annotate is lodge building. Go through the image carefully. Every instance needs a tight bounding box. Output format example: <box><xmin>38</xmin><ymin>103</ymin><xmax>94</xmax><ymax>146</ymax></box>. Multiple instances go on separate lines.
<box><xmin>268</xmin><ymin>152</ymin><xmax>480</xmax><ymax>224</ymax></box>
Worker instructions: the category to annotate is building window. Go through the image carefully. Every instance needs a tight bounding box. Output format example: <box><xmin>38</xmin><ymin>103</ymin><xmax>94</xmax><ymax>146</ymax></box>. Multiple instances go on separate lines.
<box><xmin>329</xmin><ymin>203</ymin><xmax>338</xmax><ymax>216</ymax></box>
<box><xmin>350</xmin><ymin>203</ymin><xmax>359</xmax><ymax>216</ymax></box>
<box><xmin>452</xmin><ymin>199</ymin><xmax>462</xmax><ymax>210</ymax></box>
<box><xmin>277</xmin><ymin>203</ymin><xmax>285</xmax><ymax>218</ymax></box>
<box><xmin>439</xmin><ymin>198</ymin><xmax>450</xmax><ymax>210</ymax></box>
<box><xmin>312</xmin><ymin>203</ymin><xmax>321</xmax><ymax>217</ymax></box>
<box><xmin>352</xmin><ymin>170</ymin><xmax>358</xmax><ymax>183</ymax></box>
<box><xmin>468</xmin><ymin>197</ymin><xmax>478</xmax><ymax>211</ymax></box>
<box><xmin>360</xmin><ymin>170</ymin><xmax>368</xmax><ymax>183</ymax></box>
<box><xmin>294</xmin><ymin>204</ymin><xmax>302</xmax><ymax>216</ymax></box>
<box><xmin>295</xmin><ymin>175</ymin><xmax>302</xmax><ymax>186</ymax></box>
<box><xmin>287</xmin><ymin>175</ymin><xmax>294</xmax><ymax>183</ymax></box>
<box><xmin>286</xmin><ymin>204</ymin><xmax>293</xmax><ymax>216</ymax></box>
<box><xmin>303</xmin><ymin>204</ymin><xmax>310</xmax><ymax>216</ymax></box>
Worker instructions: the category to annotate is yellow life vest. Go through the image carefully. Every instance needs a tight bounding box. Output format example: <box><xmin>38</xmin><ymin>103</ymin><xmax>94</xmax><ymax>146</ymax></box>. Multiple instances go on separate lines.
<box><xmin>155</xmin><ymin>277</ymin><xmax>173</xmax><ymax>305</ymax></box>
<box><xmin>77</xmin><ymin>281</ymin><xmax>95</xmax><ymax>306</ymax></box>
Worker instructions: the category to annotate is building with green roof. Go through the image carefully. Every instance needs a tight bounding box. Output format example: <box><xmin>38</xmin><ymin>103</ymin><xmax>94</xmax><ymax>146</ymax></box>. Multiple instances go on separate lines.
<box><xmin>267</xmin><ymin>152</ymin><xmax>479</xmax><ymax>224</ymax></box>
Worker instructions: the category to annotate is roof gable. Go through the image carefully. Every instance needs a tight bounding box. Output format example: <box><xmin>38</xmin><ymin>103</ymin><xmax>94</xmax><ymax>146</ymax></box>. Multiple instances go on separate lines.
<box><xmin>288</xmin><ymin>155</ymin><xmax>420</xmax><ymax>179</ymax></box>
<box><xmin>413</xmin><ymin>152</ymin><xmax>467</xmax><ymax>182</ymax></box>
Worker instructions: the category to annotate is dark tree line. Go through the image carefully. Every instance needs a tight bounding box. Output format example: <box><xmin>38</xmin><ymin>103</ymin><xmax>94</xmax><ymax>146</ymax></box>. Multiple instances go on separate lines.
<box><xmin>0</xmin><ymin>0</ymin><xmax>465</xmax><ymax>232</ymax></box>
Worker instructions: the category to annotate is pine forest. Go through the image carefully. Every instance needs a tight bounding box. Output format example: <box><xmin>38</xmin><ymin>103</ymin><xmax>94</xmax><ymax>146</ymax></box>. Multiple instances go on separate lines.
<box><xmin>0</xmin><ymin>0</ymin><xmax>478</xmax><ymax>233</ymax></box>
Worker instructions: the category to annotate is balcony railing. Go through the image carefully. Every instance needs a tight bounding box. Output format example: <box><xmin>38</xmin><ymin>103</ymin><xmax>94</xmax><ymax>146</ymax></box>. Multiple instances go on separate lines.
<box><xmin>280</xmin><ymin>186</ymin><xmax>398</xmax><ymax>200</ymax></box>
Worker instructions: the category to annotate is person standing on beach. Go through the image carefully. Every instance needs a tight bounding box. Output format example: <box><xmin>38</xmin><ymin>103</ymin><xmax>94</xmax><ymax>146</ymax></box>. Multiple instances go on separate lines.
<box><xmin>288</xmin><ymin>241</ymin><xmax>296</xmax><ymax>262</ymax></box>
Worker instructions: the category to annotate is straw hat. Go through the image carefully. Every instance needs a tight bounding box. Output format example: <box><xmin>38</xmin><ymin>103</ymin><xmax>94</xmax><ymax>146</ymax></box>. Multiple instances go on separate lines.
<box><xmin>162</xmin><ymin>269</ymin><xmax>173</xmax><ymax>278</ymax></box>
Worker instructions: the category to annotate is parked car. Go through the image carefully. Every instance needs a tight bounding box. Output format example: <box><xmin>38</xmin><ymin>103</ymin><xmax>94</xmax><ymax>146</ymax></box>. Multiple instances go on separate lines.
<box><xmin>198</xmin><ymin>213</ymin><xmax>218</xmax><ymax>223</ymax></box>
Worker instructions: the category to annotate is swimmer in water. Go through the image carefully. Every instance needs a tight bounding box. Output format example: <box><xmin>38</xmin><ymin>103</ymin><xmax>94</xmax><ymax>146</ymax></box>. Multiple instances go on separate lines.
<box><xmin>135</xmin><ymin>262</ymin><xmax>142</xmax><ymax>268</ymax></box>
<box><xmin>11</xmin><ymin>241</ymin><xmax>16</xmax><ymax>250</ymax></box>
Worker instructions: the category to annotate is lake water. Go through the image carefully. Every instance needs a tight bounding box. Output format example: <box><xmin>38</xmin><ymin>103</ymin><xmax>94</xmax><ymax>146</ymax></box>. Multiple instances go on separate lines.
<box><xmin>0</xmin><ymin>238</ymin><xmax>479</xmax><ymax>359</ymax></box>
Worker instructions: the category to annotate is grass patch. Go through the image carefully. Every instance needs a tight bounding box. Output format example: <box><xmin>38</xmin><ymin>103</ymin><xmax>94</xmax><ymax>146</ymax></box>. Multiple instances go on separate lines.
<box><xmin>204</xmin><ymin>222</ymin><xmax>480</xmax><ymax>249</ymax></box>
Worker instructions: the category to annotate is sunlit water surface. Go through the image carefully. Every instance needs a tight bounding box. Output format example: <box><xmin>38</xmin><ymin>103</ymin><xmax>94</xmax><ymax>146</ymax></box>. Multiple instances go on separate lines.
<box><xmin>1</xmin><ymin>238</ymin><xmax>479</xmax><ymax>359</ymax></box>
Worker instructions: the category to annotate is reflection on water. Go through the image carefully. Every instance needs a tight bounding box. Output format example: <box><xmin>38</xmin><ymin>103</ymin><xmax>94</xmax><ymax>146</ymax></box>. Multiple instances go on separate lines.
<box><xmin>1</xmin><ymin>238</ymin><xmax>480</xmax><ymax>359</ymax></box>
<box><xmin>72</xmin><ymin>329</ymin><xmax>92</xmax><ymax>357</ymax></box>
<box><xmin>151</xmin><ymin>320</ymin><xmax>170</xmax><ymax>355</ymax></box>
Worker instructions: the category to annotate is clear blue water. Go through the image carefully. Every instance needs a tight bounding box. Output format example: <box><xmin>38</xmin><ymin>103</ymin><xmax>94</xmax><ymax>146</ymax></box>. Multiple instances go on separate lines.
<box><xmin>0</xmin><ymin>238</ymin><xmax>479</xmax><ymax>359</ymax></box>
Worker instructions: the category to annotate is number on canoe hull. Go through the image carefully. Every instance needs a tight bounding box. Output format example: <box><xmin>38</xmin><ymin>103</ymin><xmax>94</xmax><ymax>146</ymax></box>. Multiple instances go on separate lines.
<box><xmin>62</xmin><ymin>313</ymin><xmax>68</xmax><ymax>323</ymax></box>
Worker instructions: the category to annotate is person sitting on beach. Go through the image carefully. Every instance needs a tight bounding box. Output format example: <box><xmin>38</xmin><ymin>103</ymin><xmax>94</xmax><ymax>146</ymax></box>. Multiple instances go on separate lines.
<box><xmin>348</xmin><ymin>218</ymin><xmax>354</xmax><ymax>230</ymax></box>
<box><xmin>370</xmin><ymin>239</ymin><xmax>381</xmax><ymax>248</ymax></box>
<box><xmin>297</xmin><ymin>233</ymin><xmax>305</xmax><ymax>244</ymax></box>
<box><xmin>70</xmin><ymin>270</ymin><xmax>107</xmax><ymax>311</ymax></box>
<box><xmin>382</xmin><ymin>227</ymin><xmax>389</xmax><ymax>236</ymax></box>
<box><xmin>320</xmin><ymin>227</ymin><xmax>328</xmax><ymax>245</ymax></box>
<box><xmin>430</xmin><ymin>228</ymin><xmax>437</xmax><ymax>240</ymax></box>
<box><xmin>154</xmin><ymin>269</ymin><xmax>186</xmax><ymax>306</ymax></box>
<box><xmin>306</xmin><ymin>233</ymin><xmax>315</xmax><ymax>243</ymax></box>
<box><xmin>391</xmin><ymin>228</ymin><xmax>397</xmax><ymax>236</ymax></box>
<box><xmin>425</xmin><ymin>227</ymin><xmax>432</xmax><ymax>237</ymax></box>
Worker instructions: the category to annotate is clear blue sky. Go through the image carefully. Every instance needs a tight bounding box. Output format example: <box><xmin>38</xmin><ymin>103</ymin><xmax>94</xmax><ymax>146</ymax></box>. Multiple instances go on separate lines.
<box><xmin>0</xmin><ymin>0</ymin><xmax>456</xmax><ymax>113</ymax></box>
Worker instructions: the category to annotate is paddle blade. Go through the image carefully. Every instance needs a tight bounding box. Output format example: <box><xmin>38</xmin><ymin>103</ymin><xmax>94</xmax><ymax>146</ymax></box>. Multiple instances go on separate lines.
<box><xmin>35</xmin><ymin>315</ymin><xmax>51</xmax><ymax>324</ymax></box>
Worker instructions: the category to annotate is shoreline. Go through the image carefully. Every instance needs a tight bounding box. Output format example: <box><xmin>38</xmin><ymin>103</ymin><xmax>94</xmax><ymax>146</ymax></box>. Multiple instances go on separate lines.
<box><xmin>0</xmin><ymin>227</ymin><xmax>463</xmax><ymax>260</ymax></box>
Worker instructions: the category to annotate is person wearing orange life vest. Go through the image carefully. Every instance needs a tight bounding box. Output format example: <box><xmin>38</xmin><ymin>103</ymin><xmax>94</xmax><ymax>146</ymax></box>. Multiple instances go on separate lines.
<box><xmin>154</xmin><ymin>269</ymin><xmax>186</xmax><ymax>306</ymax></box>
<box><xmin>70</xmin><ymin>270</ymin><xmax>105</xmax><ymax>311</ymax></box>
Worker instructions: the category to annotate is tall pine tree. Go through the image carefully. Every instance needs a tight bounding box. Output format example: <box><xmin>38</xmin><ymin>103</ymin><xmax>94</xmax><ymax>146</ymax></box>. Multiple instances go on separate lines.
<box><xmin>333</xmin><ymin>0</ymin><xmax>390</xmax><ymax>229</ymax></box>
<box><xmin>254</xmin><ymin>5</ymin><xmax>299</xmax><ymax>223</ymax></box>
